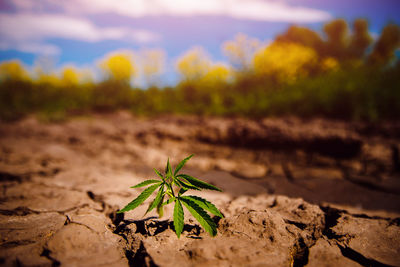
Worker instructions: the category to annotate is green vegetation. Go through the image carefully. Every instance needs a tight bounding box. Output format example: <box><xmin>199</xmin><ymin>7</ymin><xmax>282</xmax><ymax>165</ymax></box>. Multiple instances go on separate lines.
<box><xmin>118</xmin><ymin>155</ymin><xmax>224</xmax><ymax>238</ymax></box>
<box><xmin>1</xmin><ymin>18</ymin><xmax>399</xmax><ymax>121</ymax></box>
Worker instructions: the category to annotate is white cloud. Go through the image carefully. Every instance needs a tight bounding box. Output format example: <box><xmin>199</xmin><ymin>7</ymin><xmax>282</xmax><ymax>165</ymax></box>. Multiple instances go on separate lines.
<box><xmin>227</xmin><ymin>1</ymin><xmax>331</xmax><ymax>22</ymax></box>
<box><xmin>0</xmin><ymin>13</ymin><xmax>160</xmax><ymax>43</ymax></box>
<box><xmin>130</xmin><ymin>30</ymin><xmax>161</xmax><ymax>43</ymax></box>
<box><xmin>12</xmin><ymin>0</ymin><xmax>331</xmax><ymax>23</ymax></box>
<box><xmin>0</xmin><ymin>13</ymin><xmax>160</xmax><ymax>55</ymax></box>
<box><xmin>2</xmin><ymin>0</ymin><xmax>331</xmax><ymax>56</ymax></box>
<box><xmin>0</xmin><ymin>42</ymin><xmax>61</xmax><ymax>55</ymax></box>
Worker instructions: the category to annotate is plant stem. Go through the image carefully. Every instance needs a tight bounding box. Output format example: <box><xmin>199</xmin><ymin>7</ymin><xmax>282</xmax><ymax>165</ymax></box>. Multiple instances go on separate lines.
<box><xmin>166</xmin><ymin>182</ymin><xmax>175</xmax><ymax>198</ymax></box>
<box><xmin>170</xmin><ymin>184</ymin><xmax>176</xmax><ymax>197</ymax></box>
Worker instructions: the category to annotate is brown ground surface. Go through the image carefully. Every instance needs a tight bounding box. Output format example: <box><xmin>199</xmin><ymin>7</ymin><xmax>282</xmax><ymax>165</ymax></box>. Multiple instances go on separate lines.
<box><xmin>0</xmin><ymin>112</ymin><xmax>399</xmax><ymax>267</ymax></box>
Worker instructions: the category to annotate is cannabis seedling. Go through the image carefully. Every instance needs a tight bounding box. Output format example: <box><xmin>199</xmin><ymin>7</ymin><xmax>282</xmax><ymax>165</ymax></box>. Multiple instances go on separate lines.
<box><xmin>118</xmin><ymin>155</ymin><xmax>224</xmax><ymax>238</ymax></box>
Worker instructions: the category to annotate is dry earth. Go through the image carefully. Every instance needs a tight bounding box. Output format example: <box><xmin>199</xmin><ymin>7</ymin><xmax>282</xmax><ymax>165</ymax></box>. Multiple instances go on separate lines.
<box><xmin>0</xmin><ymin>112</ymin><xmax>399</xmax><ymax>267</ymax></box>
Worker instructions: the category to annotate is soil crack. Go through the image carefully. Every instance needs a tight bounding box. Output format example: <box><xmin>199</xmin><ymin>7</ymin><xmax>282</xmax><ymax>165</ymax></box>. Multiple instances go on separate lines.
<box><xmin>337</xmin><ymin>244</ymin><xmax>395</xmax><ymax>267</ymax></box>
<box><xmin>284</xmin><ymin>219</ymin><xmax>307</xmax><ymax>230</ymax></box>
<box><xmin>87</xmin><ymin>191</ymin><xmax>106</xmax><ymax>212</ymax></box>
<box><xmin>0</xmin><ymin>204</ymin><xmax>97</xmax><ymax>216</ymax></box>
<box><xmin>320</xmin><ymin>206</ymin><xmax>346</xmax><ymax>240</ymax></box>
<box><xmin>290</xmin><ymin>237</ymin><xmax>309</xmax><ymax>267</ymax></box>
<box><xmin>40</xmin><ymin>248</ymin><xmax>61</xmax><ymax>267</ymax></box>
<box><xmin>0</xmin><ymin>171</ymin><xmax>30</xmax><ymax>182</ymax></box>
<box><xmin>342</xmin><ymin>170</ymin><xmax>400</xmax><ymax>196</ymax></box>
<box><xmin>127</xmin><ymin>242</ymin><xmax>158</xmax><ymax>267</ymax></box>
<box><xmin>0</xmin><ymin>239</ymin><xmax>36</xmax><ymax>249</ymax></box>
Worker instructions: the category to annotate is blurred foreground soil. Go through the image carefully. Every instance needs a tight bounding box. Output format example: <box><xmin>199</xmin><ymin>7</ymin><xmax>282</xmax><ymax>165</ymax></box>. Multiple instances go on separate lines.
<box><xmin>0</xmin><ymin>112</ymin><xmax>399</xmax><ymax>266</ymax></box>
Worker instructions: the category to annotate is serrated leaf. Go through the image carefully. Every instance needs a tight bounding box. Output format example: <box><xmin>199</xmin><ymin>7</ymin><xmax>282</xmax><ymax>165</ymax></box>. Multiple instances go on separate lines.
<box><xmin>174</xmin><ymin>154</ymin><xmax>194</xmax><ymax>175</ymax></box>
<box><xmin>178</xmin><ymin>188</ymin><xmax>188</xmax><ymax>196</ymax></box>
<box><xmin>165</xmin><ymin>158</ymin><xmax>172</xmax><ymax>178</ymax></box>
<box><xmin>181</xmin><ymin>198</ymin><xmax>217</xmax><ymax>237</ymax></box>
<box><xmin>161</xmin><ymin>197</ymin><xmax>175</xmax><ymax>207</ymax></box>
<box><xmin>154</xmin><ymin>168</ymin><xmax>165</xmax><ymax>181</ymax></box>
<box><xmin>118</xmin><ymin>184</ymin><xmax>160</xmax><ymax>213</ymax></box>
<box><xmin>157</xmin><ymin>195</ymin><xmax>165</xmax><ymax>217</ymax></box>
<box><xmin>175</xmin><ymin>176</ymin><xmax>201</xmax><ymax>190</ymax></box>
<box><xmin>177</xmin><ymin>174</ymin><xmax>222</xmax><ymax>192</ymax></box>
<box><xmin>165</xmin><ymin>182</ymin><xmax>174</xmax><ymax>196</ymax></box>
<box><xmin>175</xmin><ymin>177</ymin><xmax>200</xmax><ymax>191</ymax></box>
<box><xmin>130</xmin><ymin>179</ymin><xmax>161</xmax><ymax>188</ymax></box>
<box><xmin>145</xmin><ymin>184</ymin><xmax>164</xmax><ymax>215</ymax></box>
<box><xmin>181</xmin><ymin>196</ymin><xmax>224</xmax><ymax>218</ymax></box>
<box><xmin>173</xmin><ymin>199</ymin><xmax>184</xmax><ymax>238</ymax></box>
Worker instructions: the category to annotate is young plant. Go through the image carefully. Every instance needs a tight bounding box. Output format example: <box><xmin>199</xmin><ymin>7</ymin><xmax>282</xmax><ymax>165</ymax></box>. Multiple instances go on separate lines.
<box><xmin>118</xmin><ymin>155</ymin><xmax>224</xmax><ymax>238</ymax></box>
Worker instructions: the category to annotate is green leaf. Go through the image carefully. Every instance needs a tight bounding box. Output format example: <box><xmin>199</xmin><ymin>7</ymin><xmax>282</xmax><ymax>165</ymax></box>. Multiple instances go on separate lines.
<box><xmin>178</xmin><ymin>188</ymin><xmax>188</xmax><ymax>196</ymax></box>
<box><xmin>181</xmin><ymin>196</ymin><xmax>224</xmax><ymax>218</ymax></box>
<box><xmin>173</xmin><ymin>199</ymin><xmax>184</xmax><ymax>238</ymax></box>
<box><xmin>130</xmin><ymin>179</ymin><xmax>161</xmax><ymax>188</ymax></box>
<box><xmin>118</xmin><ymin>184</ymin><xmax>160</xmax><ymax>213</ymax></box>
<box><xmin>145</xmin><ymin>184</ymin><xmax>165</xmax><ymax>215</ymax></box>
<box><xmin>157</xmin><ymin>195</ymin><xmax>165</xmax><ymax>217</ymax></box>
<box><xmin>177</xmin><ymin>174</ymin><xmax>222</xmax><ymax>192</ymax></box>
<box><xmin>161</xmin><ymin>197</ymin><xmax>175</xmax><ymax>207</ymax></box>
<box><xmin>181</xmin><ymin>198</ymin><xmax>217</xmax><ymax>237</ymax></box>
<box><xmin>174</xmin><ymin>154</ymin><xmax>194</xmax><ymax>175</ymax></box>
<box><xmin>154</xmin><ymin>168</ymin><xmax>165</xmax><ymax>181</ymax></box>
<box><xmin>165</xmin><ymin>158</ymin><xmax>172</xmax><ymax>178</ymax></box>
<box><xmin>175</xmin><ymin>177</ymin><xmax>200</xmax><ymax>191</ymax></box>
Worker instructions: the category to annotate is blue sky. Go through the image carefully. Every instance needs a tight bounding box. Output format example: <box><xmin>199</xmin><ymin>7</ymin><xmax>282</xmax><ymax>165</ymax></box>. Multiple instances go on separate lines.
<box><xmin>0</xmin><ymin>0</ymin><xmax>399</xmax><ymax>85</ymax></box>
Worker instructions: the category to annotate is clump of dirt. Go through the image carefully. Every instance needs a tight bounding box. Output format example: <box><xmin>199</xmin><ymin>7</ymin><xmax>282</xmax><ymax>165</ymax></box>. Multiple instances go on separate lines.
<box><xmin>0</xmin><ymin>112</ymin><xmax>399</xmax><ymax>266</ymax></box>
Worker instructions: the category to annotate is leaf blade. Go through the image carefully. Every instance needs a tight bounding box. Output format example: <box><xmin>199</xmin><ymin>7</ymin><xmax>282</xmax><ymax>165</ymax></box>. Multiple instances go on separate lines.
<box><xmin>175</xmin><ymin>177</ymin><xmax>200</xmax><ymax>191</ymax></box>
<box><xmin>154</xmin><ymin>168</ymin><xmax>165</xmax><ymax>181</ymax></box>
<box><xmin>178</xmin><ymin>188</ymin><xmax>188</xmax><ymax>196</ymax></box>
<box><xmin>157</xmin><ymin>195</ymin><xmax>165</xmax><ymax>217</ymax></box>
<box><xmin>173</xmin><ymin>199</ymin><xmax>184</xmax><ymax>238</ymax></box>
<box><xmin>161</xmin><ymin>197</ymin><xmax>175</xmax><ymax>207</ymax></box>
<box><xmin>130</xmin><ymin>179</ymin><xmax>161</xmax><ymax>188</ymax></box>
<box><xmin>181</xmin><ymin>196</ymin><xmax>224</xmax><ymax>218</ymax></box>
<box><xmin>181</xmin><ymin>198</ymin><xmax>217</xmax><ymax>236</ymax></box>
<box><xmin>145</xmin><ymin>184</ymin><xmax>164</xmax><ymax>215</ymax></box>
<box><xmin>165</xmin><ymin>158</ymin><xmax>172</xmax><ymax>178</ymax></box>
<box><xmin>118</xmin><ymin>184</ymin><xmax>160</xmax><ymax>213</ymax></box>
<box><xmin>177</xmin><ymin>174</ymin><xmax>222</xmax><ymax>192</ymax></box>
<box><xmin>174</xmin><ymin>154</ymin><xmax>194</xmax><ymax>176</ymax></box>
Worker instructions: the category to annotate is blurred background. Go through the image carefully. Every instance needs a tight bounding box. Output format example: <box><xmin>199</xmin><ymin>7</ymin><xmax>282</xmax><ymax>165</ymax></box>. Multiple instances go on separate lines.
<box><xmin>2</xmin><ymin>3</ymin><xmax>400</xmax><ymax>266</ymax></box>
<box><xmin>0</xmin><ymin>0</ymin><xmax>399</xmax><ymax>121</ymax></box>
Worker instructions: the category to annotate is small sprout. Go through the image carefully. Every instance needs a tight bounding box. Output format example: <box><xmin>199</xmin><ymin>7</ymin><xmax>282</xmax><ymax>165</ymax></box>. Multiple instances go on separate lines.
<box><xmin>118</xmin><ymin>154</ymin><xmax>224</xmax><ymax>237</ymax></box>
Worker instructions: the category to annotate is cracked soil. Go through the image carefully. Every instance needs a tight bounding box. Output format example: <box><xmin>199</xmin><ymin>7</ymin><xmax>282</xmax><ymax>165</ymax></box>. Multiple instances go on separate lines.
<box><xmin>0</xmin><ymin>112</ymin><xmax>399</xmax><ymax>266</ymax></box>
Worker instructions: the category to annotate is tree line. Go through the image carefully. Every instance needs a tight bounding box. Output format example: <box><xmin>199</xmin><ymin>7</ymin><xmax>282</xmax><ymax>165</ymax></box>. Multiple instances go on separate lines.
<box><xmin>0</xmin><ymin>18</ymin><xmax>399</xmax><ymax>121</ymax></box>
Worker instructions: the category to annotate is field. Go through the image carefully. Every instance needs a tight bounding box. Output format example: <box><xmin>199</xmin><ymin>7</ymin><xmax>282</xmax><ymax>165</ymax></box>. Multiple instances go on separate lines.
<box><xmin>1</xmin><ymin>112</ymin><xmax>399</xmax><ymax>266</ymax></box>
